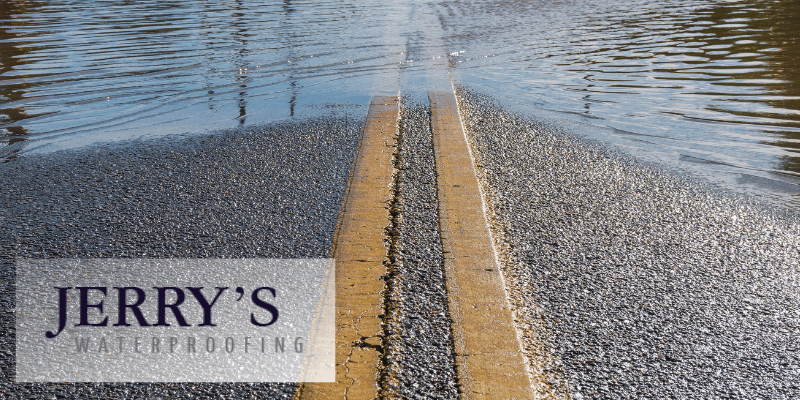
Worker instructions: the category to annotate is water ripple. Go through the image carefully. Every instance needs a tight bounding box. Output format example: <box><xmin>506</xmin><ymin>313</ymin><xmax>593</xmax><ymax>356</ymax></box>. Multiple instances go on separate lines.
<box><xmin>0</xmin><ymin>0</ymin><xmax>408</xmax><ymax>155</ymax></box>
<box><xmin>443</xmin><ymin>0</ymin><xmax>800</xmax><ymax>208</ymax></box>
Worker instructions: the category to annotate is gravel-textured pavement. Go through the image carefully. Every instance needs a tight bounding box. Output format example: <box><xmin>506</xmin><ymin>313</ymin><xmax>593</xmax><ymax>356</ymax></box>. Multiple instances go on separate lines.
<box><xmin>456</xmin><ymin>86</ymin><xmax>800</xmax><ymax>399</ymax></box>
<box><xmin>0</xmin><ymin>115</ymin><xmax>363</xmax><ymax>398</ymax></box>
<box><xmin>383</xmin><ymin>99</ymin><xmax>459</xmax><ymax>399</ymax></box>
<box><xmin>3</xmin><ymin>86</ymin><xmax>798</xmax><ymax>399</ymax></box>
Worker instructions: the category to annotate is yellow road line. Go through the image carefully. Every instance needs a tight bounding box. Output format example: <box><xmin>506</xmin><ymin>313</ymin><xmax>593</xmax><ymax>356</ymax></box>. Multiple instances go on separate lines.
<box><xmin>297</xmin><ymin>96</ymin><xmax>398</xmax><ymax>399</ymax></box>
<box><xmin>429</xmin><ymin>90</ymin><xmax>534</xmax><ymax>399</ymax></box>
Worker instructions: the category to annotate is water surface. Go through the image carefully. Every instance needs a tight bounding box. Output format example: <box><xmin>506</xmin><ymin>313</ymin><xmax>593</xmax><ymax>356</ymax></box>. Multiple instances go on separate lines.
<box><xmin>0</xmin><ymin>0</ymin><xmax>408</xmax><ymax>153</ymax></box>
<box><xmin>441</xmin><ymin>0</ymin><xmax>800</xmax><ymax>209</ymax></box>
<box><xmin>2</xmin><ymin>0</ymin><xmax>799</xmax><ymax>209</ymax></box>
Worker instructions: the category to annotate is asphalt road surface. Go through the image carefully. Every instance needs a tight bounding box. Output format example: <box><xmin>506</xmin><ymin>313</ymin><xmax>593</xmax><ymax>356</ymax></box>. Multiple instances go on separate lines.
<box><xmin>2</xmin><ymin>89</ymin><xmax>799</xmax><ymax>398</ymax></box>
<box><xmin>0</xmin><ymin>116</ymin><xmax>363</xmax><ymax>398</ymax></box>
<box><xmin>457</xmin><ymin>87</ymin><xmax>800</xmax><ymax>399</ymax></box>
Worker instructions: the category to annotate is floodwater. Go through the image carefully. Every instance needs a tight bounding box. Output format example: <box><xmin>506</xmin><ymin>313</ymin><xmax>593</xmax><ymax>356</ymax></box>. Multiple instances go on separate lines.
<box><xmin>445</xmin><ymin>0</ymin><xmax>800</xmax><ymax>210</ymax></box>
<box><xmin>1</xmin><ymin>0</ymin><xmax>799</xmax><ymax>210</ymax></box>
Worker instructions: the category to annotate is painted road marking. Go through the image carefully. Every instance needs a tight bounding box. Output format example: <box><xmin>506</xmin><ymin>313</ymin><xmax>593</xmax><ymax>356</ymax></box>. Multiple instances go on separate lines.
<box><xmin>297</xmin><ymin>96</ymin><xmax>398</xmax><ymax>399</ymax></box>
<box><xmin>430</xmin><ymin>90</ymin><xmax>535</xmax><ymax>399</ymax></box>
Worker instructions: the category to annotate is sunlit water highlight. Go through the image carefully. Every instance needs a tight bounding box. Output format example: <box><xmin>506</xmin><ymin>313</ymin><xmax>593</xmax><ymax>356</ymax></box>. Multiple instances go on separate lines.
<box><xmin>1</xmin><ymin>0</ymin><xmax>799</xmax><ymax>210</ymax></box>
<box><xmin>0</xmin><ymin>0</ymin><xmax>408</xmax><ymax>152</ymax></box>
<box><xmin>443</xmin><ymin>0</ymin><xmax>800</xmax><ymax>209</ymax></box>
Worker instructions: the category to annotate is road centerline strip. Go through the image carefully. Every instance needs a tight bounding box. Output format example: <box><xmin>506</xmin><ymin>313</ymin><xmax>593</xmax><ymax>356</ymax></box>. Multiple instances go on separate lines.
<box><xmin>298</xmin><ymin>96</ymin><xmax>399</xmax><ymax>399</ymax></box>
<box><xmin>429</xmin><ymin>90</ymin><xmax>534</xmax><ymax>399</ymax></box>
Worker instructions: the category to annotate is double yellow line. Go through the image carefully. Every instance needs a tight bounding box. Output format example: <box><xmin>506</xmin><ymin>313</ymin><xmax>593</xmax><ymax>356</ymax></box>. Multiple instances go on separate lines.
<box><xmin>297</xmin><ymin>92</ymin><xmax>533</xmax><ymax>399</ymax></box>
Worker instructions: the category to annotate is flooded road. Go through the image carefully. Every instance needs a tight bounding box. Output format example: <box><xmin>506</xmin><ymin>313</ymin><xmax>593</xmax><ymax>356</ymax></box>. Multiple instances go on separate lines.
<box><xmin>442</xmin><ymin>0</ymin><xmax>800</xmax><ymax>210</ymax></box>
<box><xmin>2</xmin><ymin>0</ymin><xmax>800</xmax><ymax>209</ymax></box>
<box><xmin>2</xmin><ymin>1</ymin><xmax>800</xmax><ymax>398</ymax></box>
<box><xmin>0</xmin><ymin>0</ymin><xmax>407</xmax><ymax>152</ymax></box>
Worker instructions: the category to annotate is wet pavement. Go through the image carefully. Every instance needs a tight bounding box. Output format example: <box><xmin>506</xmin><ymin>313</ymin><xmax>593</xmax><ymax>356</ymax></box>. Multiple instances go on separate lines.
<box><xmin>2</xmin><ymin>84</ymin><xmax>800</xmax><ymax>398</ymax></box>
<box><xmin>0</xmin><ymin>115</ymin><xmax>363</xmax><ymax>397</ymax></box>
<box><xmin>456</xmin><ymin>86</ymin><xmax>800</xmax><ymax>399</ymax></box>
<box><xmin>384</xmin><ymin>99</ymin><xmax>458</xmax><ymax>398</ymax></box>
<box><xmin>3</xmin><ymin>0</ymin><xmax>800</xmax><ymax>398</ymax></box>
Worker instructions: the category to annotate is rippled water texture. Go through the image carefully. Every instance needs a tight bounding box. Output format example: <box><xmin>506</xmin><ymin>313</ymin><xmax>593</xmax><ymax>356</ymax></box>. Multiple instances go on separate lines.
<box><xmin>0</xmin><ymin>0</ymin><xmax>408</xmax><ymax>153</ymax></box>
<box><xmin>1</xmin><ymin>0</ymin><xmax>799</xmax><ymax>209</ymax></box>
<box><xmin>443</xmin><ymin>0</ymin><xmax>800</xmax><ymax>208</ymax></box>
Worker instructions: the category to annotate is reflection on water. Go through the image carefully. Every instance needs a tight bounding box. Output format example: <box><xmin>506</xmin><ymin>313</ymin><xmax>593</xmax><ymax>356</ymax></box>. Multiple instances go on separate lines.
<box><xmin>1</xmin><ymin>0</ymin><xmax>799</xmax><ymax>209</ymax></box>
<box><xmin>760</xmin><ymin>1</ymin><xmax>800</xmax><ymax>175</ymax></box>
<box><xmin>442</xmin><ymin>0</ymin><xmax>800</xmax><ymax>209</ymax></box>
<box><xmin>0</xmin><ymin>0</ymin><xmax>407</xmax><ymax>154</ymax></box>
<box><xmin>0</xmin><ymin>0</ymin><xmax>38</xmax><ymax>159</ymax></box>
